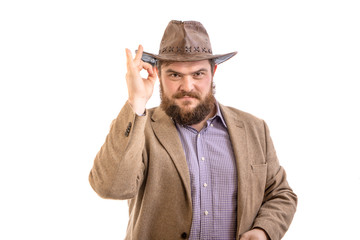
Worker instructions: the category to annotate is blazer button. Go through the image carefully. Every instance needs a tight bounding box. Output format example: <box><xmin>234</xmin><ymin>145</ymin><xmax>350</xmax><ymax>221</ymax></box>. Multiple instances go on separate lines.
<box><xmin>124</xmin><ymin>122</ymin><xmax>132</xmax><ymax>137</ymax></box>
<box><xmin>181</xmin><ymin>232</ymin><xmax>187</xmax><ymax>239</ymax></box>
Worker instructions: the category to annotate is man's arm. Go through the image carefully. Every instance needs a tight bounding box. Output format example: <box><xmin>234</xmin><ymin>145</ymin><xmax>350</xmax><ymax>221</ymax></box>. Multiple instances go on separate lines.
<box><xmin>89</xmin><ymin>101</ymin><xmax>148</xmax><ymax>199</ymax></box>
<box><xmin>250</xmin><ymin>121</ymin><xmax>298</xmax><ymax>240</ymax></box>
<box><xmin>89</xmin><ymin>45</ymin><xmax>157</xmax><ymax>199</ymax></box>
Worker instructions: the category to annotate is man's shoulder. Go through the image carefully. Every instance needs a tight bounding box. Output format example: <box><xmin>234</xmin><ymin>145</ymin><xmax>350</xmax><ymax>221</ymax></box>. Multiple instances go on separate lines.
<box><xmin>220</xmin><ymin>104</ymin><xmax>265</xmax><ymax>127</ymax></box>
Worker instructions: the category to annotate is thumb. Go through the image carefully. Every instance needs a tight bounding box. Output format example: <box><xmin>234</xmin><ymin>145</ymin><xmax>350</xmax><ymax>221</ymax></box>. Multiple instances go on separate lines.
<box><xmin>239</xmin><ymin>235</ymin><xmax>248</xmax><ymax>240</ymax></box>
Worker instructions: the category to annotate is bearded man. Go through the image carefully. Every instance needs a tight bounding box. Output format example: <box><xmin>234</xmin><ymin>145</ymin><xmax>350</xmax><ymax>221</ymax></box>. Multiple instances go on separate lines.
<box><xmin>89</xmin><ymin>20</ymin><xmax>297</xmax><ymax>240</ymax></box>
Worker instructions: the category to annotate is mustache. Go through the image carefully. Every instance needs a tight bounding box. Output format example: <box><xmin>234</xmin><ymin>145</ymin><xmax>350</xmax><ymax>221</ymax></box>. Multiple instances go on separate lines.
<box><xmin>172</xmin><ymin>91</ymin><xmax>201</xmax><ymax>99</ymax></box>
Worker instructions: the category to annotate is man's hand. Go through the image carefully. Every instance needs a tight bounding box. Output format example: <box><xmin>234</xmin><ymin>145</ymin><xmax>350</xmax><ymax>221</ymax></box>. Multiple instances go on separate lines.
<box><xmin>125</xmin><ymin>45</ymin><xmax>157</xmax><ymax>115</ymax></box>
<box><xmin>240</xmin><ymin>228</ymin><xmax>269</xmax><ymax>240</ymax></box>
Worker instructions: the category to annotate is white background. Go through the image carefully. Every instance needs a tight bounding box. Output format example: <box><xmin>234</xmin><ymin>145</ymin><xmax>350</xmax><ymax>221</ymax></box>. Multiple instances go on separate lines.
<box><xmin>1</xmin><ymin>0</ymin><xmax>359</xmax><ymax>239</ymax></box>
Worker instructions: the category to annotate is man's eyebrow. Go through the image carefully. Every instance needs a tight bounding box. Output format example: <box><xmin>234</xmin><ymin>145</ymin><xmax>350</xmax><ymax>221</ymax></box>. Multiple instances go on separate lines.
<box><xmin>193</xmin><ymin>68</ymin><xmax>209</xmax><ymax>73</ymax></box>
<box><xmin>165</xmin><ymin>69</ymin><xmax>180</xmax><ymax>74</ymax></box>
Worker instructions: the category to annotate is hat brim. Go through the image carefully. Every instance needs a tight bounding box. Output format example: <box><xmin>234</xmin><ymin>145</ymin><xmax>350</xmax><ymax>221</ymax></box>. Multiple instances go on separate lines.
<box><xmin>140</xmin><ymin>51</ymin><xmax>237</xmax><ymax>66</ymax></box>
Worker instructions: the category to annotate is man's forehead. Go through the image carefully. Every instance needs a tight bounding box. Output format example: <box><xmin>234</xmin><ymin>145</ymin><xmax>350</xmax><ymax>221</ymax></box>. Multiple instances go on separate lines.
<box><xmin>161</xmin><ymin>60</ymin><xmax>211</xmax><ymax>72</ymax></box>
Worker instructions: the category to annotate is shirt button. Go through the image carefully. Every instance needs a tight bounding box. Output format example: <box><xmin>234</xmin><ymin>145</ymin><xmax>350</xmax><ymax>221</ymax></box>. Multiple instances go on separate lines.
<box><xmin>204</xmin><ymin>211</ymin><xmax>209</xmax><ymax>215</ymax></box>
<box><xmin>203</xmin><ymin>183</ymin><xmax>208</xmax><ymax>187</ymax></box>
<box><xmin>210</xmin><ymin>124</ymin><xmax>214</xmax><ymax>127</ymax></box>
<box><xmin>201</xmin><ymin>157</ymin><xmax>205</xmax><ymax>161</ymax></box>
<box><xmin>198</xmin><ymin>134</ymin><xmax>201</xmax><ymax>138</ymax></box>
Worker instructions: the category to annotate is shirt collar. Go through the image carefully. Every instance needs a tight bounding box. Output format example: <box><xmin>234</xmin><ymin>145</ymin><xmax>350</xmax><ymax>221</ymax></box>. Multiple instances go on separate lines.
<box><xmin>208</xmin><ymin>101</ymin><xmax>228</xmax><ymax>128</ymax></box>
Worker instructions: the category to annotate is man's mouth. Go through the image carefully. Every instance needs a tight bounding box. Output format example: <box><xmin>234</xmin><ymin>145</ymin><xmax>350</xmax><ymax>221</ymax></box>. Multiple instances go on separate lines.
<box><xmin>174</xmin><ymin>92</ymin><xmax>200</xmax><ymax>100</ymax></box>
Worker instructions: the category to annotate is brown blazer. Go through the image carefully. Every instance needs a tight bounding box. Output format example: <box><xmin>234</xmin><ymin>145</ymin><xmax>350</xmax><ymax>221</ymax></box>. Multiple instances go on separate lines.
<box><xmin>89</xmin><ymin>102</ymin><xmax>297</xmax><ymax>240</ymax></box>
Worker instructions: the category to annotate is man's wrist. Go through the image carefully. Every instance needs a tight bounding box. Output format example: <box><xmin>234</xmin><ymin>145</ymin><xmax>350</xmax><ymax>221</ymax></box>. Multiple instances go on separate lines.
<box><xmin>128</xmin><ymin>99</ymin><xmax>146</xmax><ymax>116</ymax></box>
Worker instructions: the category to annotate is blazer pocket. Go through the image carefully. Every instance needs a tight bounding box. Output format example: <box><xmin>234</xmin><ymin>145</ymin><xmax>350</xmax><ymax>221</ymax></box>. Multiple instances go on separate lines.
<box><xmin>251</xmin><ymin>163</ymin><xmax>267</xmax><ymax>173</ymax></box>
<box><xmin>250</xmin><ymin>163</ymin><xmax>268</xmax><ymax>200</ymax></box>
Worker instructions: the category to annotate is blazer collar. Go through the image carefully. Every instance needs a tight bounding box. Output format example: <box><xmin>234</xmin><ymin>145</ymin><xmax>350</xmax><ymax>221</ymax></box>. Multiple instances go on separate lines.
<box><xmin>219</xmin><ymin>104</ymin><xmax>250</xmax><ymax>235</ymax></box>
<box><xmin>150</xmin><ymin>107</ymin><xmax>192</xmax><ymax>202</ymax></box>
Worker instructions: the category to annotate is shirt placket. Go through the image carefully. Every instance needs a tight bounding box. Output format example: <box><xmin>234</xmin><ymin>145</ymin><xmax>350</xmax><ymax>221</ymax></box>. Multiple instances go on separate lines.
<box><xmin>196</xmin><ymin>128</ymin><xmax>213</xmax><ymax>239</ymax></box>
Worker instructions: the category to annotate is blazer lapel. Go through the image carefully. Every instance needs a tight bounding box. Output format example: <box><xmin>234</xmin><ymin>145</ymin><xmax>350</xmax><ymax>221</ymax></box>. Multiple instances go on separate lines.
<box><xmin>150</xmin><ymin>107</ymin><xmax>192</xmax><ymax>202</ymax></box>
<box><xmin>220</xmin><ymin>104</ymin><xmax>250</xmax><ymax>235</ymax></box>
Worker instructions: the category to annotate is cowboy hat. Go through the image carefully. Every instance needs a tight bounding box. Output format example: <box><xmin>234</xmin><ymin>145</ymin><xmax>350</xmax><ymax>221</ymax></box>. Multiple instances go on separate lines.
<box><xmin>140</xmin><ymin>20</ymin><xmax>237</xmax><ymax>66</ymax></box>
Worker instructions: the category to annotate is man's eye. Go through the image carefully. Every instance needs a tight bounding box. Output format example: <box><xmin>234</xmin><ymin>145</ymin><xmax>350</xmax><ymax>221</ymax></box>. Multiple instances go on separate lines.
<box><xmin>194</xmin><ymin>72</ymin><xmax>204</xmax><ymax>77</ymax></box>
<box><xmin>171</xmin><ymin>73</ymin><xmax>181</xmax><ymax>78</ymax></box>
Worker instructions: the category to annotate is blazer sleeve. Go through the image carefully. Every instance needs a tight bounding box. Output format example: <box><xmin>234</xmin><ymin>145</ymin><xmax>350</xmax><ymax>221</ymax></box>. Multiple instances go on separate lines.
<box><xmin>89</xmin><ymin>101</ymin><xmax>148</xmax><ymax>200</ymax></box>
<box><xmin>252</xmin><ymin>121</ymin><xmax>298</xmax><ymax>240</ymax></box>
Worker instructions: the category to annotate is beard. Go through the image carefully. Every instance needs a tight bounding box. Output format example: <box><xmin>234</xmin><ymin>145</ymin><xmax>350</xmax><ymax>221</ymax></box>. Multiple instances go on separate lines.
<box><xmin>160</xmin><ymin>82</ymin><xmax>216</xmax><ymax>126</ymax></box>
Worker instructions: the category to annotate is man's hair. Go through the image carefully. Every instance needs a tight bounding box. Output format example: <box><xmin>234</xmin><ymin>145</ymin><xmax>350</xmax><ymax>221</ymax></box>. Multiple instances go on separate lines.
<box><xmin>156</xmin><ymin>59</ymin><xmax>216</xmax><ymax>77</ymax></box>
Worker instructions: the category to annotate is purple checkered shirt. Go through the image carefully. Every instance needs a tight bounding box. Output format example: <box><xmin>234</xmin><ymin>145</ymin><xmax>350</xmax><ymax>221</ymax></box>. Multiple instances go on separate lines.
<box><xmin>175</xmin><ymin>103</ymin><xmax>238</xmax><ymax>240</ymax></box>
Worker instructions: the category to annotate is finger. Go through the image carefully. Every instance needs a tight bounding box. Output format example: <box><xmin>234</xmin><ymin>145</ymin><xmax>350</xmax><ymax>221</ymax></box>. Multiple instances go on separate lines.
<box><xmin>142</xmin><ymin>61</ymin><xmax>154</xmax><ymax>75</ymax></box>
<box><xmin>134</xmin><ymin>44</ymin><xmax>143</xmax><ymax>62</ymax></box>
<box><xmin>126</xmin><ymin>49</ymin><xmax>140</xmax><ymax>76</ymax></box>
<box><xmin>125</xmin><ymin>48</ymin><xmax>134</xmax><ymax>68</ymax></box>
<box><xmin>148</xmin><ymin>68</ymin><xmax>158</xmax><ymax>82</ymax></box>
<box><xmin>140</xmin><ymin>63</ymin><xmax>157</xmax><ymax>84</ymax></box>
<box><xmin>125</xmin><ymin>48</ymin><xmax>133</xmax><ymax>60</ymax></box>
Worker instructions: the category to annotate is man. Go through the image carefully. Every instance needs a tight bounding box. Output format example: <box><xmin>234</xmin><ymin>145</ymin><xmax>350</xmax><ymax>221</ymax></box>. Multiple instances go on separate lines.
<box><xmin>89</xmin><ymin>20</ymin><xmax>297</xmax><ymax>240</ymax></box>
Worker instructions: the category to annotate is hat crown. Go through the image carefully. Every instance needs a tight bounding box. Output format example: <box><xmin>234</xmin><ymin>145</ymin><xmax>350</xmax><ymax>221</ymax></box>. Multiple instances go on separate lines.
<box><xmin>159</xmin><ymin>20</ymin><xmax>213</xmax><ymax>56</ymax></box>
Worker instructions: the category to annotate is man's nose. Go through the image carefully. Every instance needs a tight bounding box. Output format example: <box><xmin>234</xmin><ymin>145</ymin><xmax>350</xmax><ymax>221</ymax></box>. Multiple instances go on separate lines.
<box><xmin>180</xmin><ymin>76</ymin><xmax>194</xmax><ymax>92</ymax></box>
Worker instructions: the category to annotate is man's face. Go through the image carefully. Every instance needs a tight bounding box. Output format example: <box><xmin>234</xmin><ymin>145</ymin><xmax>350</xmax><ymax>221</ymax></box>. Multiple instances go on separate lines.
<box><xmin>159</xmin><ymin>60</ymin><xmax>217</xmax><ymax>125</ymax></box>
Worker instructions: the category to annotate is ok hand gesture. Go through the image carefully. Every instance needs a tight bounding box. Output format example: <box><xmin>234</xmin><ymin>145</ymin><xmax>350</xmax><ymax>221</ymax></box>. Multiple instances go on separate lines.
<box><xmin>125</xmin><ymin>45</ymin><xmax>157</xmax><ymax>115</ymax></box>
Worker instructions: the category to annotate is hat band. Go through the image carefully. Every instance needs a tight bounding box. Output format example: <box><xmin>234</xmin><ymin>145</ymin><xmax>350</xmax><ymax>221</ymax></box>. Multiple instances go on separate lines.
<box><xmin>159</xmin><ymin>46</ymin><xmax>212</xmax><ymax>54</ymax></box>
